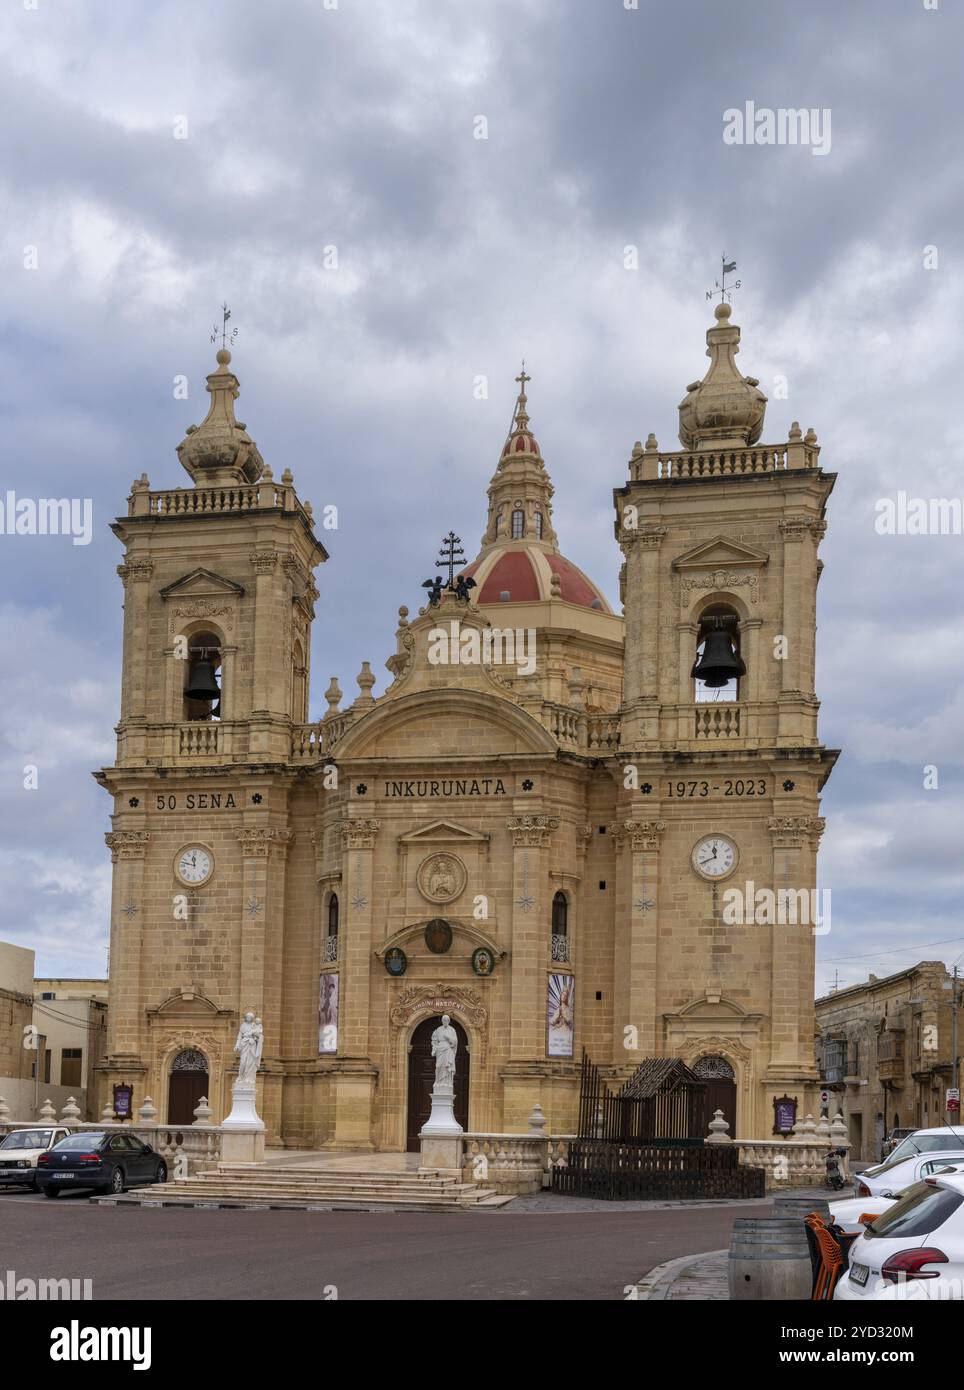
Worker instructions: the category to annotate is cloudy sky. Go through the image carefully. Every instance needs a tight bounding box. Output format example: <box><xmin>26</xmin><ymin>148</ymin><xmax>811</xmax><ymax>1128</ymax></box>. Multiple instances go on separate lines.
<box><xmin>0</xmin><ymin>0</ymin><xmax>961</xmax><ymax>993</ymax></box>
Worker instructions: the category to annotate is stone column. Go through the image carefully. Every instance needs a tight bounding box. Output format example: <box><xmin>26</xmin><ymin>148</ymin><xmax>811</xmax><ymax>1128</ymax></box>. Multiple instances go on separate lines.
<box><xmin>327</xmin><ymin>817</ymin><xmax>379</xmax><ymax>1149</ymax></box>
<box><xmin>235</xmin><ymin>826</ymin><xmax>293</xmax><ymax>1139</ymax></box>
<box><xmin>103</xmin><ymin>830</ymin><xmax>151</xmax><ymax>1064</ymax></box>
<box><xmin>116</xmin><ymin>558</ymin><xmax>153</xmax><ymax>763</ymax></box>
<box><xmin>777</xmin><ymin>520</ymin><xmax>809</xmax><ymax>745</ymax></box>
<box><xmin>766</xmin><ymin>816</ymin><xmax>822</xmax><ymax>1087</ymax></box>
<box><xmin>612</xmin><ymin>818</ymin><xmax>665</xmax><ymax>1064</ymax></box>
<box><xmin>619</xmin><ymin>526</ymin><xmax>666</xmax><ymax>746</ymax></box>
<box><xmin>506</xmin><ymin>814</ymin><xmax>559</xmax><ymax>1062</ymax></box>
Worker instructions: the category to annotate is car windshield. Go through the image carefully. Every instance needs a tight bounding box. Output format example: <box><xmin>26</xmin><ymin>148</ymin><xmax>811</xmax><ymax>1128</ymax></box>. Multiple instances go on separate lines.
<box><xmin>863</xmin><ymin>1181</ymin><xmax>963</xmax><ymax>1239</ymax></box>
<box><xmin>0</xmin><ymin>1130</ymin><xmax>52</xmax><ymax>1150</ymax></box>
<box><xmin>51</xmin><ymin>1133</ymin><xmax>106</xmax><ymax>1150</ymax></box>
<box><xmin>886</xmin><ymin>1134</ymin><xmax>964</xmax><ymax>1165</ymax></box>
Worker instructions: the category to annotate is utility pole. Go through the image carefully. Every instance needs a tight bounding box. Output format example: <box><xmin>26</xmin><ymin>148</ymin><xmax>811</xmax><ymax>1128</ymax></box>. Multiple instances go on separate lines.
<box><xmin>945</xmin><ymin>965</ymin><xmax>961</xmax><ymax>1125</ymax></box>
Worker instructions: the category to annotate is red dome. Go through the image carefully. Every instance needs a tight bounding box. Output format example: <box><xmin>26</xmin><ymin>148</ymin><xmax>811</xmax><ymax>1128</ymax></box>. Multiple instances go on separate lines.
<box><xmin>461</xmin><ymin>546</ymin><xmax>610</xmax><ymax>612</ymax></box>
<box><xmin>502</xmin><ymin>430</ymin><xmax>540</xmax><ymax>458</ymax></box>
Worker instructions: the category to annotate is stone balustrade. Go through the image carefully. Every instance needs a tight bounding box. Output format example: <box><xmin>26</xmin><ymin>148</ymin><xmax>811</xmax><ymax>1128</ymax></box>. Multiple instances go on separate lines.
<box><xmin>461</xmin><ymin>1133</ymin><xmax>551</xmax><ymax>1194</ymax></box>
<box><xmin>631</xmin><ymin>438</ymin><xmax>819</xmax><ymax>483</ymax></box>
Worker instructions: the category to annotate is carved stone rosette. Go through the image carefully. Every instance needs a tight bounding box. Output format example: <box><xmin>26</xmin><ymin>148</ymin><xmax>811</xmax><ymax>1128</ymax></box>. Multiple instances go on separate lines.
<box><xmin>339</xmin><ymin>818</ymin><xmax>380</xmax><ymax>850</ymax></box>
<box><xmin>767</xmin><ymin>815</ymin><xmax>825</xmax><ymax>850</ymax></box>
<box><xmin>613</xmin><ymin>819</ymin><xmax>666</xmax><ymax>852</ymax></box>
<box><xmin>235</xmin><ymin>827</ymin><xmax>295</xmax><ymax>859</ymax></box>
<box><xmin>105</xmin><ymin>830</ymin><xmax>151</xmax><ymax>861</ymax></box>
<box><xmin>506</xmin><ymin>815</ymin><xmax>560</xmax><ymax>847</ymax></box>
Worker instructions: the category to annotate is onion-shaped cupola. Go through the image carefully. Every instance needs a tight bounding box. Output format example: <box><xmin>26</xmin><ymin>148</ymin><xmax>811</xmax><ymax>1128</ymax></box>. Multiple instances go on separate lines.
<box><xmin>177</xmin><ymin>348</ymin><xmax>265</xmax><ymax>485</ymax></box>
<box><xmin>462</xmin><ymin>370</ymin><xmax>611</xmax><ymax>613</ymax></box>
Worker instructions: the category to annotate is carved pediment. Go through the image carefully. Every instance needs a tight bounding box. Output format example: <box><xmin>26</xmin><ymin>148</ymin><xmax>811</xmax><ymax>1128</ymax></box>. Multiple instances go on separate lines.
<box><xmin>398</xmin><ymin>819</ymin><xmax>490</xmax><ymax>845</ymax></box>
<box><xmin>159</xmin><ymin>568</ymin><xmax>246</xmax><ymax>600</ymax></box>
<box><xmin>672</xmin><ymin>536</ymin><xmax>769</xmax><ymax>571</ymax></box>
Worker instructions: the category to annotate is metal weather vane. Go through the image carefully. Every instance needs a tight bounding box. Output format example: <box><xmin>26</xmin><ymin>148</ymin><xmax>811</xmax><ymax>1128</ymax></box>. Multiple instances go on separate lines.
<box><xmin>706</xmin><ymin>255</ymin><xmax>741</xmax><ymax>304</ymax></box>
<box><xmin>211</xmin><ymin>302</ymin><xmax>239</xmax><ymax>350</ymax></box>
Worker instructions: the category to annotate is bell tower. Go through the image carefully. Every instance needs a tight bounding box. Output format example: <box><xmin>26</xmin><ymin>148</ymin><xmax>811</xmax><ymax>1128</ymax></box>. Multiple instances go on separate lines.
<box><xmin>95</xmin><ymin>346</ymin><xmax>327</xmax><ymax>1133</ymax></box>
<box><xmin>613</xmin><ymin>301</ymin><xmax>837</xmax><ymax>1138</ymax></box>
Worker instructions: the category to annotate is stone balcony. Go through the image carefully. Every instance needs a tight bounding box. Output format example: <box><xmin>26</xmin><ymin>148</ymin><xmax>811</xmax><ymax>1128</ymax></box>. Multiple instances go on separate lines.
<box><xmin>629</xmin><ymin>433</ymin><xmax>820</xmax><ymax>484</ymax></box>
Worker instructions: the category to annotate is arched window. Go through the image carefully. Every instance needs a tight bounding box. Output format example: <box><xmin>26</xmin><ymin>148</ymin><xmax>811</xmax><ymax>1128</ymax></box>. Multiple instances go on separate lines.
<box><xmin>291</xmin><ymin>638</ymin><xmax>307</xmax><ymax>722</ymax></box>
<box><xmin>534</xmin><ymin>508</ymin><xmax>543</xmax><ymax>539</ymax></box>
<box><xmin>511</xmin><ymin>508</ymin><xmax>525</xmax><ymax>539</ymax></box>
<box><xmin>551</xmin><ymin>890</ymin><xmax>569</xmax><ymax>962</ymax></box>
<box><xmin>692</xmin><ymin>605</ymin><xmax>744</xmax><ymax>704</ymax></box>
<box><xmin>183</xmin><ymin>630</ymin><xmax>222</xmax><ymax>722</ymax></box>
<box><xmin>325</xmin><ymin>893</ymin><xmax>339</xmax><ymax>962</ymax></box>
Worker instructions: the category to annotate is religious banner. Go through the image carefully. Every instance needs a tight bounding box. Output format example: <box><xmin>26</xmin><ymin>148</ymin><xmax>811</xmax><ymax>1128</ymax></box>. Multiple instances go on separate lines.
<box><xmin>547</xmin><ymin>973</ymin><xmax>574</xmax><ymax>1057</ymax></box>
<box><xmin>318</xmin><ymin>973</ymin><xmax>339</xmax><ymax>1054</ymax></box>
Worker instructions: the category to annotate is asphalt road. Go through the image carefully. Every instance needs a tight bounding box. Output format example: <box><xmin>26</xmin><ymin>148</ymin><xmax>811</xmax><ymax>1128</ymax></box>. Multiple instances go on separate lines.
<box><xmin>0</xmin><ymin>1188</ymin><xmax>762</xmax><ymax>1300</ymax></box>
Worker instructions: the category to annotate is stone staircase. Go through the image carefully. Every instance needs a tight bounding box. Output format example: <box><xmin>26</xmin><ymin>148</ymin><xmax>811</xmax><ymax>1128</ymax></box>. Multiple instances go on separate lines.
<box><xmin>95</xmin><ymin>1161</ymin><xmax>512</xmax><ymax>1211</ymax></box>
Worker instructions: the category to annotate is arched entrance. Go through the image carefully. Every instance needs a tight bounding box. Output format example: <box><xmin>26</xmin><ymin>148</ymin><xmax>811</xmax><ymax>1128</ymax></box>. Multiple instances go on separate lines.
<box><xmin>693</xmin><ymin>1054</ymin><xmax>737</xmax><ymax>1139</ymax></box>
<box><xmin>167</xmin><ymin>1048</ymin><xmax>209</xmax><ymax>1125</ymax></box>
<box><xmin>406</xmin><ymin>1016</ymin><xmax>469</xmax><ymax>1151</ymax></box>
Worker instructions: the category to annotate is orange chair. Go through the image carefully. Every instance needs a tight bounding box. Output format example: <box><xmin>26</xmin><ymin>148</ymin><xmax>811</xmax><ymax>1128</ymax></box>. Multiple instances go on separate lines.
<box><xmin>805</xmin><ymin>1214</ymin><xmax>845</xmax><ymax>1299</ymax></box>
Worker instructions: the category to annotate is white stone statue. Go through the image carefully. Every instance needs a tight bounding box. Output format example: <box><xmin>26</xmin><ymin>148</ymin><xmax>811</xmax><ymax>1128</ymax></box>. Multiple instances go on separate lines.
<box><xmin>431</xmin><ymin>1014</ymin><xmax>458</xmax><ymax>1092</ymax></box>
<box><xmin>234</xmin><ymin>1011</ymin><xmax>263</xmax><ymax>1085</ymax></box>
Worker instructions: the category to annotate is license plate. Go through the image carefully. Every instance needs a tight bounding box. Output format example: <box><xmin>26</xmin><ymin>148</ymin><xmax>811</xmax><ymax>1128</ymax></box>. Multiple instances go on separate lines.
<box><xmin>850</xmin><ymin>1263</ymin><xmax>869</xmax><ymax>1286</ymax></box>
<box><xmin>52</xmin><ymin>1172</ymin><xmax>76</xmax><ymax>1179</ymax></box>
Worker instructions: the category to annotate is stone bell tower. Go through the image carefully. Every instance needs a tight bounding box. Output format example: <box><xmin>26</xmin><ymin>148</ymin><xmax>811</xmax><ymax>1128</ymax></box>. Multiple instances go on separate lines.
<box><xmin>613</xmin><ymin>302</ymin><xmax>837</xmax><ymax>1139</ymax></box>
<box><xmin>95</xmin><ymin>346</ymin><xmax>327</xmax><ymax>1132</ymax></box>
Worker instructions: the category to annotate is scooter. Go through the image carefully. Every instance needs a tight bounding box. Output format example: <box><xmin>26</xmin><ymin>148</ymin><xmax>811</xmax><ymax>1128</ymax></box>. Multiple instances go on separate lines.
<box><xmin>825</xmin><ymin>1146</ymin><xmax>847</xmax><ymax>1190</ymax></box>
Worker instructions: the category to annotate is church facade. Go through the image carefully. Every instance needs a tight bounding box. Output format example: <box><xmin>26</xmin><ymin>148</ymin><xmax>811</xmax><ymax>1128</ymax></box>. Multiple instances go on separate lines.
<box><xmin>96</xmin><ymin>304</ymin><xmax>836</xmax><ymax>1149</ymax></box>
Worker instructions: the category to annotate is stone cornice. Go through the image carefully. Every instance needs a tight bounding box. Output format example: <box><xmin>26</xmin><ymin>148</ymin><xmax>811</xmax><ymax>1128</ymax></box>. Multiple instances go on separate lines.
<box><xmin>235</xmin><ymin>827</ymin><xmax>295</xmax><ymax>859</ymax></box>
<box><xmin>613</xmin><ymin>819</ymin><xmax>666</xmax><ymax>852</ymax></box>
<box><xmin>339</xmin><ymin>817</ymin><xmax>380</xmax><ymax>850</ymax></box>
<box><xmin>506</xmin><ymin>814</ymin><xmax>559</xmax><ymax>847</ymax></box>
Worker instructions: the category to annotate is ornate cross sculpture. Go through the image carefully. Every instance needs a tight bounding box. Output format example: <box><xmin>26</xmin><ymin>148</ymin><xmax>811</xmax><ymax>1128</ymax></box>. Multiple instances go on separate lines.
<box><xmin>211</xmin><ymin>302</ymin><xmax>239</xmax><ymax>350</ymax></box>
<box><xmin>436</xmin><ymin>531</ymin><xmax>466</xmax><ymax>587</ymax></box>
<box><xmin>706</xmin><ymin>256</ymin><xmax>741</xmax><ymax>304</ymax></box>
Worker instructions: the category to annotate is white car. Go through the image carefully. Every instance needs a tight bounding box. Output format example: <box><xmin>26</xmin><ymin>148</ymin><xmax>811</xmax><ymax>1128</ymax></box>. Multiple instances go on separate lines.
<box><xmin>835</xmin><ymin>1172</ymin><xmax>964</xmax><ymax>1301</ymax></box>
<box><xmin>829</xmin><ymin>1193</ymin><xmax>898</xmax><ymax>1235</ymax></box>
<box><xmin>0</xmin><ymin>1127</ymin><xmax>71</xmax><ymax>1190</ymax></box>
<box><xmin>854</xmin><ymin>1150</ymin><xmax>964</xmax><ymax>1200</ymax></box>
<box><xmin>860</xmin><ymin>1126</ymin><xmax>964</xmax><ymax>1186</ymax></box>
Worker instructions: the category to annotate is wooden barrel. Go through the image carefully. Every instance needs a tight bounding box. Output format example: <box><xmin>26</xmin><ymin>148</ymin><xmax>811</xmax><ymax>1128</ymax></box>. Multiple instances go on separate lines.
<box><xmin>774</xmin><ymin>1195</ymin><xmax>831</xmax><ymax>1221</ymax></box>
<box><xmin>728</xmin><ymin>1216</ymin><xmax>813</xmax><ymax>1300</ymax></box>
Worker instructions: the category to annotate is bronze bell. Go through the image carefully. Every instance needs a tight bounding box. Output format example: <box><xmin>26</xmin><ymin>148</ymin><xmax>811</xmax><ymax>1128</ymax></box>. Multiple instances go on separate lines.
<box><xmin>184</xmin><ymin>657</ymin><xmax>220</xmax><ymax>703</ymax></box>
<box><xmin>691</xmin><ymin>622</ymin><xmax>746</xmax><ymax>689</ymax></box>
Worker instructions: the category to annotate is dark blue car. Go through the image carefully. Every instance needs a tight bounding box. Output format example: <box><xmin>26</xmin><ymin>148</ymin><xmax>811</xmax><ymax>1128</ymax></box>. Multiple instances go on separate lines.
<box><xmin>35</xmin><ymin>1132</ymin><xmax>167</xmax><ymax>1197</ymax></box>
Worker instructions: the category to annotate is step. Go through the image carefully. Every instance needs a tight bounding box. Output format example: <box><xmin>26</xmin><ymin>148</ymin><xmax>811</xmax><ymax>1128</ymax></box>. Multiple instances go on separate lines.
<box><xmin>171</xmin><ymin>1179</ymin><xmax>493</xmax><ymax>1199</ymax></box>
<box><xmin>92</xmin><ymin>1190</ymin><xmax>513</xmax><ymax>1211</ymax></box>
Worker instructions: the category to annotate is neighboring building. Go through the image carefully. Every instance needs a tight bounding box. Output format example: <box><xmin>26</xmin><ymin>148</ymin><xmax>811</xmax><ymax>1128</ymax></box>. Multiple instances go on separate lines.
<box><xmin>816</xmin><ymin>961</ymin><xmax>958</xmax><ymax>1161</ymax></box>
<box><xmin>96</xmin><ymin>304</ymin><xmax>835</xmax><ymax>1147</ymax></box>
<box><xmin>0</xmin><ymin>941</ymin><xmax>34</xmax><ymax>1097</ymax></box>
<box><xmin>33</xmin><ymin>979</ymin><xmax>109</xmax><ymax>1109</ymax></box>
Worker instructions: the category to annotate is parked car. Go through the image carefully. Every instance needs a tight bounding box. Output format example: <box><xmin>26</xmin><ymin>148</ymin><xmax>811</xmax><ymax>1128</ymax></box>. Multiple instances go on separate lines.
<box><xmin>835</xmin><ymin>1172</ymin><xmax>964</xmax><ymax>1300</ymax></box>
<box><xmin>864</xmin><ymin>1126</ymin><xmax>964</xmax><ymax>1180</ymax></box>
<box><xmin>35</xmin><ymin>1132</ymin><xmax>167</xmax><ymax>1198</ymax></box>
<box><xmin>829</xmin><ymin>1192</ymin><xmax>899</xmax><ymax>1235</ymax></box>
<box><xmin>854</xmin><ymin>1150</ymin><xmax>964</xmax><ymax>1200</ymax></box>
<box><xmin>0</xmin><ymin>1127</ymin><xmax>70</xmax><ymax>1191</ymax></box>
<box><xmin>882</xmin><ymin>1127</ymin><xmax>917</xmax><ymax>1160</ymax></box>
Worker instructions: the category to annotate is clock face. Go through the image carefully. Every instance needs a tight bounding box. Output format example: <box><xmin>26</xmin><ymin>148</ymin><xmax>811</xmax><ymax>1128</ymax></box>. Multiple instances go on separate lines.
<box><xmin>692</xmin><ymin>835</ymin><xmax>737</xmax><ymax>880</ymax></box>
<box><xmin>176</xmin><ymin>846</ymin><xmax>213</xmax><ymax>885</ymax></box>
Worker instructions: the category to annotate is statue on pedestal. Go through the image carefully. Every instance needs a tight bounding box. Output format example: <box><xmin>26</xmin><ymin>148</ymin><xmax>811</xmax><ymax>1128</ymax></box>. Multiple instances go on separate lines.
<box><xmin>431</xmin><ymin>1014</ymin><xmax>458</xmax><ymax>1091</ymax></box>
<box><xmin>234</xmin><ymin>1011</ymin><xmax>263</xmax><ymax>1084</ymax></box>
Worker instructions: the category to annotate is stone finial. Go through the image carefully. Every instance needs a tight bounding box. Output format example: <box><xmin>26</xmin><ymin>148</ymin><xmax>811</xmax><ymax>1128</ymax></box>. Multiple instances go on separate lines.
<box><xmin>644</xmin><ymin>432</ymin><xmax>659</xmax><ymax>452</ymax></box>
<box><xmin>804</xmin><ymin>426</ymin><xmax>818</xmax><ymax>445</ymax></box>
<box><xmin>800</xmin><ymin>1113</ymin><xmax>818</xmax><ymax>1142</ymax></box>
<box><xmin>815</xmin><ymin>1113</ymin><xmax>831</xmax><ymax>1142</ymax></box>
<box><xmin>138</xmin><ymin>1096</ymin><xmax>158</xmax><ymax>1124</ymax></box>
<box><xmin>323</xmin><ymin>677</ymin><xmax>343</xmax><ymax>718</ymax></box>
<box><xmin>131</xmin><ymin>472</ymin><xmax>150</xmax><ymax>492</ymax></box>
<box><xmin>192</xmin><ymin>1096</ymin><xmax>214</xmax><ymax>1127</ymax></box>
<box><xmin>788</xmin><ymin>420</ymin><xmax>802</xmax><ymax>441</ymax></box>
<box><xmin>176</xmin><ymin>348</ymin><xmax>265</xmax><ymax>485</ymax></box>
<box><xmin>829</xmin><ymin>1112</ymin><xmax>849</xmax><ymax>1145</ymax></box>
<box><xmin>280</xmin><ymin>467</ymin><xmax>293</xmax><ymax>484</ymax></box>
<box><xmin>101</xmin><ymin>1099</ymin><xmax>116</xmax><ymax>1122</ymax></box>
<box><xmin>353</xmin><ymin>661</ymin><xmax>376</xmax><ymax>710</ymax></box>
<box><xmin>60</xmin><ymin>1096</ymin><xmax>81</xmax><ymax>1122</ymax></box>
<box><xmin>567</xmin><ymin>665</ymin><xmax>584</xmax><ymax>707</ymax></box>
<box><xmin>706</xmin><ymin>1108</ymin><xmax>732</xmax><ymax>1144</ymax></box>
<box><xmin>0</xmin><ymin>1097</ymin><xmax>10</xmax><ymax>1124</ymax></box>
<box><xmin>677</xmin><ymin>300</ymin><xmax>767</xmax><ymax>450</ymax></box>
<box><xmin>527</xmin><ymin>1102</ymin><xmax>547</xmax><ymax>1134</ymax></box>
<box><xmin>550</xmin><ymin>572</ymin><xmax>563</xmax><ymax>599</ymax></box>
<box><xmin>38</xmin><ymin>1099</ymin><xmax>56</xmax><ymax>1123</ymax></box>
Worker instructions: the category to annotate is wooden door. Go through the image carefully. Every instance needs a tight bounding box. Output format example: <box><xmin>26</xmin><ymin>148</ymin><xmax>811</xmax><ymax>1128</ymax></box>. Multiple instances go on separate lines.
<box><xmin>702</xmin><ymin>1078</ymin><xmax>737</xmax><ymax>1140</ymax></box>
<box><xmin>167</xmin><ymin>1070</ymin><xmax>209</xmax><ymax>1126</ymax></box>
<box><xmin>406</xmin><ymin>1016</ymin><xmax>469</xmax><ymax>1151</ymax></box>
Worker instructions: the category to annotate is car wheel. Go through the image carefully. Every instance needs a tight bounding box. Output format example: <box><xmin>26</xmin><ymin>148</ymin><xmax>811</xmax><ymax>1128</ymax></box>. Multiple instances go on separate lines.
<box><xmin>109</xmin><ymin>1166</ymin><xmax>125</xmax><ymax>1195</ymax></box>
<box><xmin>154</xmin><ymin>1161</ymin><xmax>167</xmax><ymax>1185</ymax></box>
<box><xmin>42</xmin><ymin>1187</ymin><xmax>58</xmax><ymax>1199</ymax></box>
